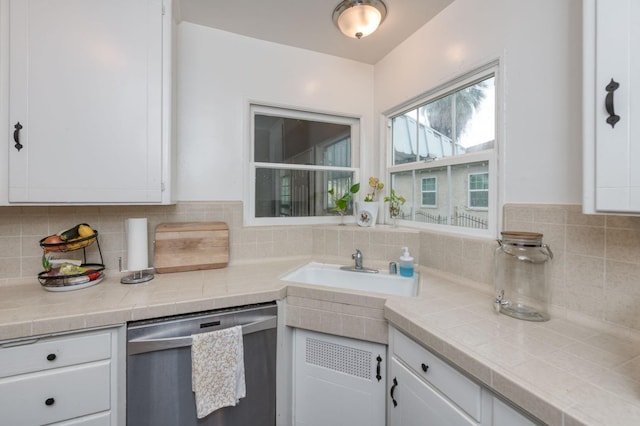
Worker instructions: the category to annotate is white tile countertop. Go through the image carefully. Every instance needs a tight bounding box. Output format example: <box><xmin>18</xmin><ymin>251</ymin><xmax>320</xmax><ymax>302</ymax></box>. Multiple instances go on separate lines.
<box><xmin>1</xmin><ymin>258</ymin><xmax>639</xmax><ymax>426</ymax></box>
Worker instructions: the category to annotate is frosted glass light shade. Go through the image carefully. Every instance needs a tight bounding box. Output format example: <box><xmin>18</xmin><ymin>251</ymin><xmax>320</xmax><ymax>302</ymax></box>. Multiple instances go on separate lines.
<box><xmin>333</xmin><ymin>0</ymin><xmax>387</xmax><ymax>39</ymax></box>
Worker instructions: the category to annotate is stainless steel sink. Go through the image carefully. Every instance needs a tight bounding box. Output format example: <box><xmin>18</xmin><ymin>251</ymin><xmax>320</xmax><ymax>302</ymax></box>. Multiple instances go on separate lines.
<box><xmin>282</xmin><ymin>262</ymin><xmax>418</xmax><ymax>297</ymax></box>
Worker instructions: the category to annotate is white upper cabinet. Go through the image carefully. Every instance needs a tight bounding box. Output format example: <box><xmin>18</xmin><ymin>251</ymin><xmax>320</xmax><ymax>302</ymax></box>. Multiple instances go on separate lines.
<box><xmin>583</xmin><ymin>0</ymin><xmax>640</xmax><ymax>213</ymax></box>
<box><xmin>6</xmin><ymin>0</ymin><xmax>173</xmax><ymax>204</ymax></box>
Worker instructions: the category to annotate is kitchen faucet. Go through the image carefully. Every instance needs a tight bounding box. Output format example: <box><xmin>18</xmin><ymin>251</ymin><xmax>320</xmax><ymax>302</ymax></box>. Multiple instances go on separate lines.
<box><xmin>340</xmin><ymin>249</ymin><xmax>378</xmax><ymax>273</ymax></box>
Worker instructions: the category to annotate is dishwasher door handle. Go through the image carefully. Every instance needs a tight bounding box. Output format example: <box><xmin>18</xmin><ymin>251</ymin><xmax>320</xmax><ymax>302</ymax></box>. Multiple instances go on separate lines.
<box><xmin>127</xmin><ymin>315</ymin><xmax>277</xmax><ymax>355</ymax></box>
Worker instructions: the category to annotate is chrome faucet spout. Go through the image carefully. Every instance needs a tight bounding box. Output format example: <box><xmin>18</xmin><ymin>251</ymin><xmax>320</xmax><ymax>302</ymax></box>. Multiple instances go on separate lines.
<box><xmin>341</xmin><ymin>249</ymin><xmax>378</xmax><ymax>273</ymax></box>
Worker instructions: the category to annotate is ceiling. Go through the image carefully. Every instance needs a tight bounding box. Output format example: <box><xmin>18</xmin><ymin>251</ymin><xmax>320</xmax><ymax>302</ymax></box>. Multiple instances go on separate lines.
<box><xmin>177</xmin><ymin>0</ymin><xmax>454</xmax><ymax>65</ymax></box>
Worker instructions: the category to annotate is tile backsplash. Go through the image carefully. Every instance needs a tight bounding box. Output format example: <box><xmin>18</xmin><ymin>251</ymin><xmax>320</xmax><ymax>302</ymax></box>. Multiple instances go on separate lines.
<box><xmin>1</xmin><ymin>202</ymin><xmax>638</xmax><ymax>332</ymax></box>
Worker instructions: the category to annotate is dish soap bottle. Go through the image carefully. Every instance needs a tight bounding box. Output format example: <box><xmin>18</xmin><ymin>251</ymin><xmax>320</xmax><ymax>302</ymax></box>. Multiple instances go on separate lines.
<box><xmin>399</xmin><ymin>247</ymin><xmax>414</xmax><ymax>277</ymax></box>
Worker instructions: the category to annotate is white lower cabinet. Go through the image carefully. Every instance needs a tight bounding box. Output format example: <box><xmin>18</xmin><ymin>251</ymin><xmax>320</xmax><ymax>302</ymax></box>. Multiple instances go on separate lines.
<box><xmin>293</xmin><ymin>329</ymin><xmax>386</xmax><ymax>426</ymax></box>
<box><xmin>389</xmin><ymin>357</ymin><xmax>478</xmax><ymax>426</ymax></box>
<box><xmin>388</xmin><ymin>326</ymin><xmax>540</xmax><ymax>426</ymax></box>
<box><xmin>0</xmin><ymin>326</ymin><xmax>125</xmax><ymax>426</ymax></box>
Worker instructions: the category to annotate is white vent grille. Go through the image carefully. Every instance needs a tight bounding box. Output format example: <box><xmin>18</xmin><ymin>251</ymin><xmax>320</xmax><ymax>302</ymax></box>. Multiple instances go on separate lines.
<box><xmin>305</xmin><ymin>337</ymin><xmax>372</xmax><ymax>380</ymax></box>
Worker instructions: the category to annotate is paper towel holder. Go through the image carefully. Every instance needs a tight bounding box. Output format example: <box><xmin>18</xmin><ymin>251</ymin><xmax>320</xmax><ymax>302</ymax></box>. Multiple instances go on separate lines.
<box><xmin>120</xmin><ymin>217</ymin><xmax>154</xmax><ymax>284</ymax></box>
<box><xmin>119</xmin><ymin>257</ymin><xmax>154</xmax><ymax>284</ymax></box>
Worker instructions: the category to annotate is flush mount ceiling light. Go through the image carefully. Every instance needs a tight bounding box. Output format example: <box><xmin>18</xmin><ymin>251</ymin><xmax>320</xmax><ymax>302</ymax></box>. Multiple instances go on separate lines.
<box><xmin>332</xmin><ymin>0</ymin><xmax>387</xmax><ymax>39</ymax></box>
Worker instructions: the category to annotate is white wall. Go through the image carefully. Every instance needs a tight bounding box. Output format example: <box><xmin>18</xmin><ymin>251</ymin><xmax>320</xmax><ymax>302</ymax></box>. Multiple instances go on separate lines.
<box><xmin>176</xmin><ymin>23</ymin><xmax>375</xmax><ymax>201</ymax></box>
<box><xmin>374</xmin><ymin>0</ymin><xmax>583</xmax><ymax>205</ymax></box>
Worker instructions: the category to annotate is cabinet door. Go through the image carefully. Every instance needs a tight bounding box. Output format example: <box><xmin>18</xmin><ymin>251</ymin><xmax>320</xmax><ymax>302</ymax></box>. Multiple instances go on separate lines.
<box><xmin>584</xmin><ymin>0</ymin><xmax>640</xmax><ymax>213</ymax></box>
<box><xmin>293</xmin><ymin>329</ymin><xmax>386</xmax><ymax>426</ymax></box>
<box><xmin>8</xmin><ymin>0</ymin><xmax>166</xmax><ymax>203</ymax></box>
<box><xmin>388</xmin><ymin>357</ymin><xmax>476</xmax><ymax>426</ymax></box>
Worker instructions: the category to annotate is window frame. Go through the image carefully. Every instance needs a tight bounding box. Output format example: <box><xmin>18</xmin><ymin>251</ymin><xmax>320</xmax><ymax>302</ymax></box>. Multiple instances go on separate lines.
<box><xmin>383</xmin><ymin>62</ymin><xmax>499</xmax><ymax>237</ymax></box>
<box><xmin>246</xmin><ymin>103</ymin><xmax>361</xmax><ymax>226</ymax></box>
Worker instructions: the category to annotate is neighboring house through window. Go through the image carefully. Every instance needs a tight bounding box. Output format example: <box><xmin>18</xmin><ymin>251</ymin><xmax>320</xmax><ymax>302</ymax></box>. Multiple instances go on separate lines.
<box><xmin>385</xmin><ymin>63</ymin><xmax>498</xmax><ymax>234</ymax></box>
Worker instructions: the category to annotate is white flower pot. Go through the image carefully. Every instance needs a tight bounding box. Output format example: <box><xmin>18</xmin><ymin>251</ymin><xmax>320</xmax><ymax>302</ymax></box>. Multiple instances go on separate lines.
<box><xmin>356</xmin><ymin>201</ymin><xmax>379</xmax><ymax>227</ymax></box>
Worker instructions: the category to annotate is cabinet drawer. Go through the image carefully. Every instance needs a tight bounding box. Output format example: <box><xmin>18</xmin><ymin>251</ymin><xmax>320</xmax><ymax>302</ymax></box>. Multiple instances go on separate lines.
<box><xmin>0</xmin><ymin>360</ymin><xmax>111</xmax><ymax>426</ymax></box>
<box><xmin>391</xmin><ymin>328</ymin><xmax>482</xmax><ymax>421</ymax></box>
<box><xmin>0</xmin><ymin>331</ymin><xmax>111</xmax><ymax>377</ymax></box>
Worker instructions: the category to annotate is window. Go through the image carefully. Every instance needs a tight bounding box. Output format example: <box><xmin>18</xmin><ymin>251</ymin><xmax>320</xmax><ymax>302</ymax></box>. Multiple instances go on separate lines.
<box><xmin>248</xmin><ymin>105</ymin><xmax>360</xmax><ymax>225</ymax></box>
<box><xmin>468</xmin><ymin>172</ymin><xmax>489</xmax><ymax>209</ymax></box>
<box><xmin>386</xmin><ymin>64</ymin><xmax>497</xmax><ymax>234</ymax></box>
<box><xmin>421</xmin><ymin>177</ymin><xmax>437</xmax><ymax>207</ymax></box>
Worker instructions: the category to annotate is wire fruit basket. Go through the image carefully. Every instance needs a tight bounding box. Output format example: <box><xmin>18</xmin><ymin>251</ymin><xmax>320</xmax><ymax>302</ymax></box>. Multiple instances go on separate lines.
<box><xmin>39</xmin><ymin>224</ymin><xmax>105</xmax><ymax>291</ymax></box>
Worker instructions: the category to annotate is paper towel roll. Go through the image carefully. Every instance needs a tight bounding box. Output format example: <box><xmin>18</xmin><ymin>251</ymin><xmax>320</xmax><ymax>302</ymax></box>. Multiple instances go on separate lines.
<box><xmin>126</xmin><ymin>218</ymin><xmax>149</xmax><ymax>271</ymax></box>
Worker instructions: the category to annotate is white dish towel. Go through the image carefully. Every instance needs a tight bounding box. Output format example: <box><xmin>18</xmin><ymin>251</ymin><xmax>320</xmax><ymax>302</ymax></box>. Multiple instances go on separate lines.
<box><xmin>191</xmin><ymin>325</ymin><xmax>246</xmax><ymax>419</ymax></box>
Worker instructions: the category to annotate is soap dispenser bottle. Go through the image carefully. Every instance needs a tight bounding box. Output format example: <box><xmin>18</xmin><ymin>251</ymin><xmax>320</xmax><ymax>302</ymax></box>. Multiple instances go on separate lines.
<box><xmin>399</xmin><ymin>247</ymin><xmax>414</xmax><ymax>277</ymax></box>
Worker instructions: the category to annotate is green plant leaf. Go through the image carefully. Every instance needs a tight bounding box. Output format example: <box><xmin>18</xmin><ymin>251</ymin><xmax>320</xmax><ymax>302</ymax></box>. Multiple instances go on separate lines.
<box><xmin>335</xmin><ymin>198</ymin><xmax>348</xmax><ymax>211</ymax></box>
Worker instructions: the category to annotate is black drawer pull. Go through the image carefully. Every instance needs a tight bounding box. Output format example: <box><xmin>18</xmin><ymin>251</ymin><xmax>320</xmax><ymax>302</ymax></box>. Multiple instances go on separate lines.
<box><xmin>376</xmin><ymin>355</ymin><xmax>382</xmax><ymax>382</ymax></box>
<box><xmin>421</xmin><ymin>363</ymin><xmax>429</xmax><ymax>372</ymax></box>
<box><xmin>46</xmin><ymin>353</ymin><xmax>56</xmax><ymax>361</ymax></box>
<box><xmin>45</xmin><ymin>397</ymin><xmax>55</xmax><ymax>406</ymax></box>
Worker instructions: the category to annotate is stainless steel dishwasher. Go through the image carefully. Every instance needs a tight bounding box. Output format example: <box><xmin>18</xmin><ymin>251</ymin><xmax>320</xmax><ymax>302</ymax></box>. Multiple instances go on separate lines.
<box><xmin>126</xmin><ymin>302</ymin><xmax>277</xmax><ymax>426</ymax></box>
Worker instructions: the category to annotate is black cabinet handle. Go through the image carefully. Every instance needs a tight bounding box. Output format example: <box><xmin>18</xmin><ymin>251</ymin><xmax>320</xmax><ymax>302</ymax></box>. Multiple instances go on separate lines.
<box><xmin>45</xmin><ymin>397</ymin><xmax>55</xmax><ymax>406</ymax></box>
<box><xmin>376</xmin><ymin>355</ymin><xmax>382</xmax><ymax>382</ymax></box>
<box><xmin>46</xmin><ymin>353</ymin><xmax>56</xmax><ymax>361</ymax></box>
<box><xmin>390</xmin><ymin>377</ymin><xmax>398</xmax><ymax>407</ymax></box>
<box><xmin>421</xmin><ymin>363</ymin><xmax>429</xmax><ymax>373</ymax></box>
<box><xmin>13</xmin><ymin>122</ymin><xmax>23</xmax><ymax>151</ymax></box>
<box><xmin>605</xmin><ymin>78</ymin><xmax>620</xmax><ymax>128</ymax></box>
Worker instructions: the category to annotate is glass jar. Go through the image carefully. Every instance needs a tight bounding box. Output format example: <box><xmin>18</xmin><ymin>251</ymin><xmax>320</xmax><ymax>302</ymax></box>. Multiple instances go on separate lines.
<box><xmin>494</xmin><ymin>231</ymin><xmax>553</xmax><ymax>321</ymax></box>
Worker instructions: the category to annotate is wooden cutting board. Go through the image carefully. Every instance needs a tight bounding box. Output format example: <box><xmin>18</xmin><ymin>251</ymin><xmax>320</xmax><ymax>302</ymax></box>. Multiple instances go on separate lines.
<box><xmin>154</xmin><ymin>222</ymin><xmax>229</xmax><ymax>273</ymax></box>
